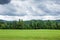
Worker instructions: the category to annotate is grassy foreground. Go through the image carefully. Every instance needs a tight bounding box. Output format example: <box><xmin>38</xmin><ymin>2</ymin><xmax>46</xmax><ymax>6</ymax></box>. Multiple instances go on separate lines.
<box><xmin>0</xmin><ymin>29</ymin><xmax>60</xmax><ymax>40</ymax></box>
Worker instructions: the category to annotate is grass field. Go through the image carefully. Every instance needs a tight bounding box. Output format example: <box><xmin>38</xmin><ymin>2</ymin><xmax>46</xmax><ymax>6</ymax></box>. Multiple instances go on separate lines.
<box><xmin>0</xmin><ymin>29</ymin><xmax>60</xmax><ymax>40</ymax></box>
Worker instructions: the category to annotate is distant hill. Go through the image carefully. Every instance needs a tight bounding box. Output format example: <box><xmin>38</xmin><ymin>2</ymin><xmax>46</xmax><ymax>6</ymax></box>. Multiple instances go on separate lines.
<box><xmin>0</xmin><ymin>19</ymin><xmax>60</xmax><ymax>22</ymax></box>
<box><xmin>56</xmin><ymin>20</ymin><xmax>60</xmax><ymax>22</ymax></box>
<box><xmin>0</xmin><ymin>20</ymin><xmax>6</xmax><ymax>22</ymax></box>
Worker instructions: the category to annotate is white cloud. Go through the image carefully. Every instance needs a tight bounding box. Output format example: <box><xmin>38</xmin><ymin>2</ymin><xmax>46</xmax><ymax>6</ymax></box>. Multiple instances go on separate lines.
<box><xmin>0</xmin><ymin>15</ymin><xmax>59</xmax><ymax>21</ymax></box>
<box><xmin>0</xmin><ymin>0</ymin><xmax>60</xmax><ymax>20</ymax></box>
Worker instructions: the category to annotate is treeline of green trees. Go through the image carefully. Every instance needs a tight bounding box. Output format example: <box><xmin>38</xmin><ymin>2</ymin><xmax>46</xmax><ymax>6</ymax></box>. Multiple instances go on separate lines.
<box><xmin>0</xmin><ymin>19</ymin><xmax>60</xmax><ymax>29</ymax></box>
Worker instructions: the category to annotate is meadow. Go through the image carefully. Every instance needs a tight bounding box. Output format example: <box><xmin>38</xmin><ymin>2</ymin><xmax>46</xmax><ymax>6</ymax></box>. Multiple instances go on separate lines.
<box><xmin>0</xmin><ymin>29</ymin><xmax>60</xmax><ymax>40</ymax></box>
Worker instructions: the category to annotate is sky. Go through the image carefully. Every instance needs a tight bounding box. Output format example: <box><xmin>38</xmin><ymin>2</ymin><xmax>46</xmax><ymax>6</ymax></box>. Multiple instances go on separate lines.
<box><xmin>0</xmin><ymin>0</ymin><xmax>60</xmax><ymax>21</ymax></box>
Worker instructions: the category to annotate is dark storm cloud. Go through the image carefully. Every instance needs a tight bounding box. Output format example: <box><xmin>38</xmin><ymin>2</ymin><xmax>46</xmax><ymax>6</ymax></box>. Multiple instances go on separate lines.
<box><xmin>0</xmin><ymin>0</ymin><xmax>10</xmax><ymax>4</ymax></box>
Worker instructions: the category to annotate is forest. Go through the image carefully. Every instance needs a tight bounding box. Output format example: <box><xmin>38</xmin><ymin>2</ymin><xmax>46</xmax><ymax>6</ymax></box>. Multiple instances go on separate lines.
<box><xmin>0</xmin><ymin>19</ymin><xmax>60</xmax><ymax>29</ymax></box>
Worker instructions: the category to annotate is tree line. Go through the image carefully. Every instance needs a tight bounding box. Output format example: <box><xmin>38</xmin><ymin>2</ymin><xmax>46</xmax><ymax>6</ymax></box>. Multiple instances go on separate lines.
<box><xmin>0</xmin><ymin>19</ymin><xmax>60</xmax><ymax>29</ymax></box>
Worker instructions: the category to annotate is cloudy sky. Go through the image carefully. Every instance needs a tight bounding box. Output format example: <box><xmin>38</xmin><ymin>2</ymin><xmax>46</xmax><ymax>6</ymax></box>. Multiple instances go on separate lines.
<box><xmin>0</xmin><ymin>0</ymin><xmax>60</xmax><ymax>21</ymax></box>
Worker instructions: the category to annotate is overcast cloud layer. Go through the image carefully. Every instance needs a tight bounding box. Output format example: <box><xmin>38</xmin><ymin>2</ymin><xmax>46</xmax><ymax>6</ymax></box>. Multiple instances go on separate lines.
<box><xmin>0</xmin><ymin>0</ymin><xmax>60</xmax><ymax>21</ymax></box>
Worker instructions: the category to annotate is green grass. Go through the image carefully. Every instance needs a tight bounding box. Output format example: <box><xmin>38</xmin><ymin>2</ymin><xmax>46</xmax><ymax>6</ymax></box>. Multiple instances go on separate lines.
<box><xmin>0</xmin><ymin>29</ymin><xmax>60</xmax><ymax>40</ymax></box>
